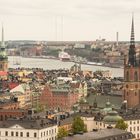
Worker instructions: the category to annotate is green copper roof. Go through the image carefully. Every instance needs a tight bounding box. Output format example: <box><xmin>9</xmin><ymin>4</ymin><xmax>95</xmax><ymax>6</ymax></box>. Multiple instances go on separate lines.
<box><xmin>0</xmin><ymin>51</ymin><xmax>8</xmax><ymax>60</ymax></box>
<box><xmin>0</xmin><ymin>26</ymin><xmax>7</xmax><ymax>59</ymax></box>
<box><xmin>103</xmin><ymin>111</ymin><xmax>122</xmax><ymax>123</ymax></box>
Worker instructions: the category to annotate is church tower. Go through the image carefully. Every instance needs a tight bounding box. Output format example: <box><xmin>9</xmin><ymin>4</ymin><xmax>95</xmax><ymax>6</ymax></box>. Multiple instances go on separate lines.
<box><xmin>0</xmin><ymin>25</ymin><xmax>8</xmax><ymax>72</ymax></box>
<box><xmin>123</xmin><ymin>15</ymin><xmax>140</xmax><ymax>108</ymax></box>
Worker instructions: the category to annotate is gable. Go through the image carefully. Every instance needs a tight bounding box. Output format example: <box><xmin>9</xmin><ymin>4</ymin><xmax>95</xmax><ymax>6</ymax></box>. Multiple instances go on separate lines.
<box><xmin>10</xmin><ymin>124</ymin><xmax>25</xmax><ymax>129</ymax></box>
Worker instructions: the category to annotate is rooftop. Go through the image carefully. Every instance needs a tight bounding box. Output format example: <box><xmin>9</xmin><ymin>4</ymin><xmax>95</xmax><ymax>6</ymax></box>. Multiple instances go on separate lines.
<box><xmin>63</xmin><ymin>128</ymin><xmax>134</xmax><ymax>140</ymax></box>
<box><xmin>0</xmin><ymin>117</ymin><xmax>56</xmax><ymax>129</ymax></box>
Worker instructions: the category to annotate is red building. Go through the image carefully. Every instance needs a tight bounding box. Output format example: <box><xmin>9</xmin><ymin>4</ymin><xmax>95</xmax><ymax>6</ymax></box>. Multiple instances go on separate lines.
<box><xmin>40</xmin><ymin>84</ymin><xmax>78</xmax><ymax>111</ymax></box>
<box><xmin>0</xmin><ymin>109</ymin><xmax>27</xmax><ymax>121</ymax></box>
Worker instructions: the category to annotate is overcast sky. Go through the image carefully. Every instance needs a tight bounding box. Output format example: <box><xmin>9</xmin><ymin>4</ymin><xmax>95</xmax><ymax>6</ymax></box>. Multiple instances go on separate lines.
<box><xmin>0</xmin><ymin>0</ymin><xmax>140</xmax><ymax>41</ymax></box>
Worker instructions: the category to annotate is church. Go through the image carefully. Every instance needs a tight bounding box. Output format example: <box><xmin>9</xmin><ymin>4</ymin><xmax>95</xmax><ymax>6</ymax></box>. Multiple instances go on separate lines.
<box><xmin>0</xmin><ymin>26</ymin><xmax>8</xmax><ymax>80</ymax></box>
<box><xmin>123</xmin><ymin>15</ymin><xmax>140</xmax><ymax>108</ymax></box>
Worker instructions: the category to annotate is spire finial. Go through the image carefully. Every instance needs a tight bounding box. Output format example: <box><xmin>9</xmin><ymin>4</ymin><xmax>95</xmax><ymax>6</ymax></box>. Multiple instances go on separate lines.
<box><xmin>128</xmin><ymin>13</ymin><xmax>136</xmax><ymax>66</ymax></box>
<box><xmin>130</xmin><ymin>13</ymin><xmax>135</xmax><ymax>46</ymax></box>
<box><xmin>1</xmin><ymin>23</ymin><xmax>5</xmax><ymax>48</ymax></box>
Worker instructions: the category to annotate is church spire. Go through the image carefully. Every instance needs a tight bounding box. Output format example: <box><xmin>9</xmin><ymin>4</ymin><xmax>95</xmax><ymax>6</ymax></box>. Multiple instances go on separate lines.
<box><xmin>1</xmin><ymin>24</ymin><xmax>5</xmax><ymax>48</ymax></box>
<box><xmin>128</xmin><ymin>13</ymin><xmax>136</xmax><ymax>66</ymax></box>
<box><xmin>130</xmin><ymin>13</ymin><xmax>135</xmax><ymax>46</ymax></box>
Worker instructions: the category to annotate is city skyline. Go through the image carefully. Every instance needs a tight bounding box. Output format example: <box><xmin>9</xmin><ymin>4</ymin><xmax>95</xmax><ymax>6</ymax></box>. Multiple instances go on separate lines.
<box><xmin>0</xmin><ymin>0</ymin><xmax>140</xmax><ymax>41</ymax></box>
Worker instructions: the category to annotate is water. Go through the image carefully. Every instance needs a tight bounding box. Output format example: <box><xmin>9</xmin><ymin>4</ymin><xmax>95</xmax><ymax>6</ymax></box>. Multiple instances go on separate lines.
<box><xmin>8</xmin><ymin>56</ymin><xmax>124</xmax><ymax>77</ymax></box>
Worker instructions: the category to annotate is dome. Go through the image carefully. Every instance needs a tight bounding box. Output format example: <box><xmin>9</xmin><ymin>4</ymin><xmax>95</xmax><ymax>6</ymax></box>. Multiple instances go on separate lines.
<box><xmin>102</xmin><ymin>107</ymin><xmax>112</xmax><ymax>113</ymax></box>
<box><xmin>103</xmin><ymin>110</ymin><xmax>122</xmax><ymax>123</ymax></box>
<box><xmin>106</xmin><ymin>101</ymin><xmax>111</xmax><ymax>108</ymax></box>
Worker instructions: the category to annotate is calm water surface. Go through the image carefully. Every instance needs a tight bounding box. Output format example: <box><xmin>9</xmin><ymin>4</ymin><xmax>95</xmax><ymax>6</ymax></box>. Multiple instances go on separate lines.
<box><xmin>8</xmin><ymin>56</ymin><xmax>124</xmax><ymax>77</ymax></box>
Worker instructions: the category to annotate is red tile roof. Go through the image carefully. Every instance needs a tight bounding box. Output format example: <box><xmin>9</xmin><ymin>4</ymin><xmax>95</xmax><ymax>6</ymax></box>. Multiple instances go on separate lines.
<box><xmin>0</xmin><ymin>71</ymin><xmax>7</xmax><ymax>76</ymax></box>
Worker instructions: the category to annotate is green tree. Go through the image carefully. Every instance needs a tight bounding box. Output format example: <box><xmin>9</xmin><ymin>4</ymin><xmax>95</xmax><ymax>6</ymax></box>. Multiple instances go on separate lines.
<box><xmin>36</xmin><ymin>103</ymin><xmax>44</xmax><ymax>113</ymax></box>
<box><xmin>72</xmin><ymin>116</ymin><xmax>87</xmax><ymax>134</ymax></box>
<box><xmin>57</xmin><ymin>127</ymin><xmax>68</xmax><ymax>139</ymax></box>
<box><xmin>115</xmin><ymin>119</ymin><xmax>128</xmax><ymax>130</ymax></box>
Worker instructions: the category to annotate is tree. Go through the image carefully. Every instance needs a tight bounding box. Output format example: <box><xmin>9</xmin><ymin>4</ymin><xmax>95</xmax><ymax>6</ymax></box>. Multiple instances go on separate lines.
<box><xmin>36</xmin><ymin>103</ymin><xmax>44</xmax><ymax>113</ymax></box>
<box><xmin>115</xmin><ymin>119</ymin><xmax>128</xmax><ymax>130</ymax></box>
<box><xmin>57</xmin><ymin>127</ymin><xmax>68</xmax><ymax>139</ymax></box>
<box><xmin>72</xmin><ymin>116</ymin><xmax>87</xmax><ymax>134</ymax></box>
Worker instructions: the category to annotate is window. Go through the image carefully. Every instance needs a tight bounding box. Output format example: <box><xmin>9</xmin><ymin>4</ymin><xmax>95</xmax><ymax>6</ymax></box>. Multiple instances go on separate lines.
<box><xmin>135</xmin><ymin>92</ymin><xmax>137</xmax><ymax>96</ymax></box>
<box><xmin>11</xmin><ymin>131</ymin><xmax>14</xmax><ymax>136</ymax></box>
<box><xmin>130</xmin><ymin>127</ymin><xmax>132</xmax><ymax>131</ymax></box>
<box><xmin>137</xmin><ymin>126</ymin><xmax>139</xmax><ymax>131</ymax></box>
<box><xmin>134</xmin><ymin>127</ymin><xmax>135</xmax><ymax>131</ymax></box>
<box><xmin>137</xmin><ymin>133</ymin><xmax>139</xmax><ymax>138</ymax></box>
<box><xmin>20</xmin><ymin>132</ymin><xmax>23</xmax><ymax>137</ymax></box>
<box><xmin>137</xmin><ymin>120</ymin><xmax>139</xmax><ymax>124</ymax></box>
<box><xmin>134</xmin><ymin>71</ymin><xmax>138</xmax><ymax>81</ymax></box>
<box><xmin>126</xmin><ymin>71</ymin><xmax>129</xmax><ymax>81</ymax></box>
<box><xmin>27</xmin><ymin>132</ymin><xmax>29</xmax><ymax>137</ymax></box>
<box><xmin>130</xmin><ymin>121</ymin><xmax>132</xmax><ymax>125</ymax></box>
<box><xmin>34</xmin><ymin>132</ymin><xmax>37</xmax><ymax>137</ymax></box>
<box><xmin>16</xmin><ymin>132</ymin><xmax>18</xmax><ymax>137</ymax></box>
<box><xmin>5</xmin><ymin>131</ymin><xmax>8</xmax><ymax>136</ymax></box>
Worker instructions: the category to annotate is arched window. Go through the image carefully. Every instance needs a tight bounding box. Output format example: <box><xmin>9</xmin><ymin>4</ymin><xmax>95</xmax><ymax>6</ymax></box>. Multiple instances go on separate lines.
<box><xmin>134</xmin><ymin>71</ymin><xmax>138</xmax><ymax>81</ymax></box>
<box><xmin>126</xmin><ymin>71</ymin><xmax>129</xmax><ymax>81</ymax></box>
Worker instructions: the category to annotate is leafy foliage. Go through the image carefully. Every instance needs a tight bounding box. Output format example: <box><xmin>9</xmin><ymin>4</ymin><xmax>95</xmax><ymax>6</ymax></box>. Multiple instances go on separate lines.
<box><xmin>72</xmin><ymin>116</ymin><xmax>87</xmax><ymax>134</ymax></box>
<box><xmin>115</xmin><ymin>119</ymin><xmax>128</xmax><ymax>130</ymax></box>
<box><xmin>57</xmin><ymin>127</ymin><xmax>68</xmax><ymax>139</ymax></box>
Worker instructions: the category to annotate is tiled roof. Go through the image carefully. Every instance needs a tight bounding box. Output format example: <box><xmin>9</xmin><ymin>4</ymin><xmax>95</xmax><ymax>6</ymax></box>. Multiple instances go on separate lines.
<box><xmin>0</xmin><ymin>71</ymin><xmax>7</xmax><ymax>76</ymax></box>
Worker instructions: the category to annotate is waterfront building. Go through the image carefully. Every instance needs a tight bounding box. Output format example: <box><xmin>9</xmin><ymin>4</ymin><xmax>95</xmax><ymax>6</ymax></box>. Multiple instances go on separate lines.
<box><xmin>0</xmin><ymin>26</ymin><xmax>8</xmax><ymax>79</ymax></box>
<box><xmin>0</xmin><ymin>118</ymin><xmax>58</xmax><ymax>140</ymax></box>
<box><xmin>123</xmin><ymin>16</ymin><xmax>140</xmax><ymax>108</ymax></box>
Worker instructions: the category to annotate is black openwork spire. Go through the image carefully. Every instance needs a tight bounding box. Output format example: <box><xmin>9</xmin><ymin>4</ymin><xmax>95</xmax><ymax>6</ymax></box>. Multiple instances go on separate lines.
<box><xmin>128</xmin><ymin>14</ymin><xmax>136</xmax><ymax>66</ymax></box>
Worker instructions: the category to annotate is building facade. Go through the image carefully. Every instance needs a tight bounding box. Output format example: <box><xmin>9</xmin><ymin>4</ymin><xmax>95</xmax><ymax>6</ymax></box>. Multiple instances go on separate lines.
<box><xmin>40</xmin><ymin>84</ymin><xmax>78</xmax><ymax>111</ymax></box>
<box><xmin>0</xmin><ymin>118</ymin><xmax>58</xmax><ymax>140</ymax></box>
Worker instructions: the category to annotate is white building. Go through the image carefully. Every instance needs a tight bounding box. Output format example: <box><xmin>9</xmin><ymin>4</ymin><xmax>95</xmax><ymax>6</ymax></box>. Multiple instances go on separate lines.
<box><xmin>81</xmin><ymin>109</ymin><xmax>140</xmax><ymax>140</ymax></box>
<box><xmin>0</xmin><ymin>118</ymin><xmax>58</xmax><ymax>140</ymax></box>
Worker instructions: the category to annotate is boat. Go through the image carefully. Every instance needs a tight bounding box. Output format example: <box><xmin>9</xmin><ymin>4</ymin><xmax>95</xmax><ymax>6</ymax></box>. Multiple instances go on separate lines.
<box><xmin>58</xmin><ymin>51</ymin><xmax>71</xmax><ymax>61</ymax></box>
<box><xmin>87</xmin><ymin>62</ymin><xmax>103</xmax><ymax>66</ymax></box>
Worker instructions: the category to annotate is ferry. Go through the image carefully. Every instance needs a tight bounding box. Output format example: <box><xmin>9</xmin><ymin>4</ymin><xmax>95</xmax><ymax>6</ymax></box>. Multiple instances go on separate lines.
<box><xmin>58</xmin><ymin>51</ymin><xmax>71</xmax><ymax>61</ymax></box>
